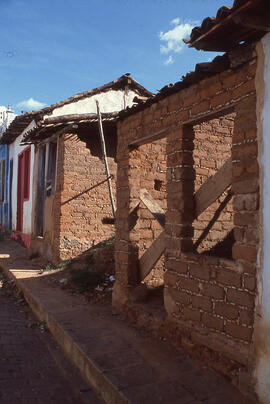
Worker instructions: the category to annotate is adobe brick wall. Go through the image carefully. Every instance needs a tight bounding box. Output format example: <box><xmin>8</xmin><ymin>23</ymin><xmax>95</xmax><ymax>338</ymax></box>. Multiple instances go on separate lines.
<box><xmin>192</xmin><ymin>115</ymin><xmax>234</xmax><ymax>256</ymax></box>
<box><xmin>41</xmin><ymin>131</ymin><xmax>117</xmax><ymax>263</ymax></box>
<box><xmin>137</xmin><ymin>139</ymin><xmax>167</xmax><ymax>286</ymax></box>
<box><xmin>165</xmin><ymin>62</ymin><xmax>258</xmax><ymax>385</ymax></box>
<box><xmin>114</xmin><ymin>48</ymin><xmax>258</xmax><ymax>389</ymax></box>
<box><xmin>58</xmin><ymin>132</ymin><xmax>116</xmax><ymax>261</ymax></box>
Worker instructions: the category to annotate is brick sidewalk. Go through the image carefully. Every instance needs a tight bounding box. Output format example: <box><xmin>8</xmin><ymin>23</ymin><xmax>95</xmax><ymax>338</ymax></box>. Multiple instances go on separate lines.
<box><xmin>0</xmin><ymin>240</ymin><xmax>258</xmax><ymax>404</ymax></box>
<box><xmin>0</xmin><ymin>273</ymin><xmax>101</xmax><ymax>404</ymax></box>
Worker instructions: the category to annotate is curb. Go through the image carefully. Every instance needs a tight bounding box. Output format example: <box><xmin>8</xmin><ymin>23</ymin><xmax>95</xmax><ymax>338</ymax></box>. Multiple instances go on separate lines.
<box><xmin>0</xmin><ymin>263</ymin><xmax>129</xmax><ymax>404</ymax></box>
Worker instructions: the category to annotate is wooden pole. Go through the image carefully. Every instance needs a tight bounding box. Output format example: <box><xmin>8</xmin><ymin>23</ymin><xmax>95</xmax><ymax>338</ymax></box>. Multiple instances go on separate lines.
<box><xmin>96</xmin><ymin>100</ymin><xmax>116</xmax><ymax>218</ymax></box>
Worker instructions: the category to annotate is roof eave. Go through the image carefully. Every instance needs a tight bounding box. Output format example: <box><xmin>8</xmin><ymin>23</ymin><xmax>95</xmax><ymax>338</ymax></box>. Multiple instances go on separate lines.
<box><xmin>187</xmin><ymin>0</ymin><xmax>268</xmax><ymax>52</ymax></box>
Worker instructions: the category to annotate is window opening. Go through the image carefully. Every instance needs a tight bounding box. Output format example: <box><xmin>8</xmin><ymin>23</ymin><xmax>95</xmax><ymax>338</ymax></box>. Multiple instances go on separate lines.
<box><xmin>0</xmin><ymin>159</ymin><xmax>5</xmax><ymax>202</ymax></box>
<box><xmin>46</xmin><ymin>142</ymin><xmax>57</xmax><ymax>196</ymax></box>
<box><xmin>23</xmin><ymin>148</ymin><xmax>31</xmax><ymax>200</ymax></box>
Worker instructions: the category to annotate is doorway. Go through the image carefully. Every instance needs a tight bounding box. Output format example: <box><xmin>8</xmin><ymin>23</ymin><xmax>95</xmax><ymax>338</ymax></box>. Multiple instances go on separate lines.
<box><xmin>35</xmin><ymin>146</ymin><xmax>46</xmax><ymax>236</ymax></box>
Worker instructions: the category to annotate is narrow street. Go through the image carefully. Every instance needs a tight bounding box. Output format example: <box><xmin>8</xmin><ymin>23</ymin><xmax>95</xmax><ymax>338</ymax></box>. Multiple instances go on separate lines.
<box><xmin>0</xmin><ymin>272</ymin><xmax>101</xmax><ymax>404</ymax></box>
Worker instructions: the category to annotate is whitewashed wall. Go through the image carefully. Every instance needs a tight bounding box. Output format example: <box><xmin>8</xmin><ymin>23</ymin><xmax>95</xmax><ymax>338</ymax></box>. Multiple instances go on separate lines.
<box><xmin>255</xmin><ymin>32</ymin><xmax>270</xmax><ymax>404</ymax></box>
<box><xmin>44</xmin><ymin>89</ymin><xmax>139</xmax><ymax>118</ymax></box>
<box><xmin>10</xmin><ymin>119</ymin><xmax>36</xmax><ymax>234</ymax></box>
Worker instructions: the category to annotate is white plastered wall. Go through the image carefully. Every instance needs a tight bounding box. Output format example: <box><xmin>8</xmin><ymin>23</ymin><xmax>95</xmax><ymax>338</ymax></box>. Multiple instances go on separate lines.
<box><xmin>44</xmin><ymin>89</ymin><xmax>139</xmax><ymax>118</ymax></box>
<box><xmin>10</xmin><ymin>120</ymin><xmax>36</xmax><ymax>234</ymax></box>
<box><xmin>255</xmin><ymin>32</ymin><xmax>270</xmax><ymax>403</ymax></box>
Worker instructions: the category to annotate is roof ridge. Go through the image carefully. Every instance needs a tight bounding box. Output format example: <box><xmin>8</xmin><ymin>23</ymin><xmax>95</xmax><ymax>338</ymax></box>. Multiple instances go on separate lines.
<box><xmin>22</xmin><ymin>73</ymin><xmax>153</xmax><ymax>119</ymax></box>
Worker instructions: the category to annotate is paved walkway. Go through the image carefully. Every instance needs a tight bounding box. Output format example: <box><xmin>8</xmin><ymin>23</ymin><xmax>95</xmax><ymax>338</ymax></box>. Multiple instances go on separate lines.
<box><xmin>0</xmin><ymin>272</ymin><xmax>101</xmax><ymax>404</ymax></box>
<box><xmin>0</xmin><ymin>240</ymin><xmax>258</xmax><ymax>404</ymax></box>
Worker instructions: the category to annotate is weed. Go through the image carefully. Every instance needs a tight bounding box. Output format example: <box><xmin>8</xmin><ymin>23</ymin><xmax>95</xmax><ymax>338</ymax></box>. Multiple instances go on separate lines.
<box><xmin>70</xmin><ymin>268</ymin><xmax>105</xmax><ymax>291</ymax></box>
<box><xmin>56</xmin><ymin>259</ymin><xmax>72</xmax><ymax>269</ymax></box>
<box><xmin>42</xmin><ymin>262</ymin><xmax>56</xmax><ymax>272</ymax></box>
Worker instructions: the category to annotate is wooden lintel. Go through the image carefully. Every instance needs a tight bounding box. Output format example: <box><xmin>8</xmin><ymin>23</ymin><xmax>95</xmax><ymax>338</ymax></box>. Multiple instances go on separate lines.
<box><xmin>195</xmin><ymin>157</ymin><xmax>232</xmax><ymax>217</ymax></box>
<box><xmin>33</xmin><ymin>124</ymin><xmax>78</xmax><ymax>147</ymax></box>
<box><xmin>129</xmin><ymin>127</ymin><xmax>171</xmax><ymax>148</ymax></box>
<box><xmin>139</xmin><ymin>230</ymin><xmax>166</xmax><ymax>280</ymax></box>
<box><xmin>184</xmin><ymin>105</ymin><xmax>235</xmax><ymax>128</ymax></box>
<box><xmin>139</xmin><ymin>188</ymin><xmax>165</xmax><ymax>228</ymax></box>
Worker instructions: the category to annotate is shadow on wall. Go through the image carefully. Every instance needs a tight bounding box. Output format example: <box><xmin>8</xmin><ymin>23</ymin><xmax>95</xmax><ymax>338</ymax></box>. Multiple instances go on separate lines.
<box><xmin>193</xmin><ymin>192</ymin><xmax>234</xmax><ymax>259</ymax></box>
<box><xmin>200</xmin><ymin>230</ymin><xmax>235</xmax><ymax>260</ymax></box>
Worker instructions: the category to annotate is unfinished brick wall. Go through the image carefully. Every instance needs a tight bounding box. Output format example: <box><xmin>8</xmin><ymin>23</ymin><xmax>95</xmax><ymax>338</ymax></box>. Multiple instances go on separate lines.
<box><xmin>137</xmin><ymin>139</ymin><xmax>167</xmax><ymax>286</ymax></box>
<box><xmin>43</xmin><ymin>130</ymin><xmax>117</xmax><ymax>263</ymax></box>
<box><xmin>58</xmin><ymin>132</ymin><xmax>116</xmax><ymax>260</ymax></box>
<box><xmin>164</xmin><ymin>60</ymin><xmax>258</xmax><ymax>384</ymax></box>
<box><xmin>192</xmin><ymin>114</ymin><xmax>234</xmax><ymax>257</ymax></box>
<box><xmin>114</xmin><ymin>49</ymin><xmax>258</xmax><ymax>387</ymax></box>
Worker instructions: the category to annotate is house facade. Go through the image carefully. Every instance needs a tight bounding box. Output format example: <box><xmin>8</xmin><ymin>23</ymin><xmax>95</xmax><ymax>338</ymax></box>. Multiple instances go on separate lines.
<box><xmin>113</xmin><ymin>1</ymin><xmax>270</xmax><ymax>402</ymax></box>
<box><xmin>17</xmin><ymin>74</ymin><xmax>152</xmax><ymax>263</ymax></box>
<box><xmin>1</xmin><ymin>114</ymin><xmax>37</xmax><ymax>246</ymax></box>
<box><xmin>0</xmin><ymin>105</ymin><xmax>16</xmax><ymax>231</ymax></box>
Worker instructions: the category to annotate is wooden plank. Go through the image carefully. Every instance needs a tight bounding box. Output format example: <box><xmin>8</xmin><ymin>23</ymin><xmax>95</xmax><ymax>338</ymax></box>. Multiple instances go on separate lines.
<box><xmin>129</xmin><ymin>127</ymin><xmax>171</xmax><ymax>148</ymax></box>
<box><xmin>96</xmin><ymin>100</ymin><xmax>116</xmax><ymax>219</ymax></box>
<box><xmin>195</xmin><ymin>157</ymin><xmax>232</xmax><ymax>217</ymax></box>
<box><xmin>139</xmin><ymin>188</ymin><xmax>165</xmax><ymax>228</ymax></box>
<box><xmin>183</xmin><ymin>105</ymin><xmax>234</xmax><ymax>127</ymax></box>
<box><xmin>139</xmin><ymin>230</ymin><xmax>166</xmax><ymax>280</ymax></box>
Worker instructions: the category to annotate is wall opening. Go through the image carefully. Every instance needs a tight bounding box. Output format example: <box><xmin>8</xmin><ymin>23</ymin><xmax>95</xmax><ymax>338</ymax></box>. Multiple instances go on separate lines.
<box><xmin>187</xmin><ymin>112</ymin><xmax>235</xmax><ymax>259</ymax></box>
<box><xmin>130</xmin><ymin>137</ymin><xmax>167</xmax><ymax>307</ymax></box>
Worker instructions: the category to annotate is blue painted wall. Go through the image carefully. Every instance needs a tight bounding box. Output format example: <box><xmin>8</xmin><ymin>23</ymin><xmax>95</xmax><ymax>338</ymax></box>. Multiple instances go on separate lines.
<box><xmin>0</xmin><ymin>145</ymin><xmax>9</xmax><ymax>230</ymax></box>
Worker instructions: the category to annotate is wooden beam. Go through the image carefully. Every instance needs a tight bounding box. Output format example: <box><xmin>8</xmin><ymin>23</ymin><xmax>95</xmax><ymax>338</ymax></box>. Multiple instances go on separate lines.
<box><xmin>183</xmin><ymin>105</ymin><xmax>235</xmax><ymax>127</ymax></box>
<box><xmin>139</xmin><ymin>230</ymin><xmax>166</xmax><ymax>280</ymax></box>
<box><xmin>44</xmin><ymin>112</ymin><xmax>118</xmax><ymax>125</ymax></box>
<box><xmin>129</xmin><ymin>127</ymin><xmax>170</xmax><ymax>148</ymax></box>
<box><xmin>96</xmin><ymin>101</ymin><xmax>116</xmax><ymax>219</ymax></box>
<box><xmin>139</xmin><ymin>188</ymin><xmax>165</xmax><ymax>228</ymax></box>
<box><xmin>22</xmin><ymin>124</ymin><xmax>78</xmax><ymax>146</ymax></box>
<box><xmin>194</xmin><ymin>157</ymin><xmax>232</xmax><ymax>217</ymax></box>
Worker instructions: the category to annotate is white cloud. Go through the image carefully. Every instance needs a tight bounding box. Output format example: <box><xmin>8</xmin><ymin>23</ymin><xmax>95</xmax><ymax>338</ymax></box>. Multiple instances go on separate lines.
<box><xmin>159</xmin><ymin>21</ymin><xmax>194</xmax><ymax>54</ymax></box>
<box><xmin>17</xmin><ymin>97</ymin><xmax>46</xmax><ymax>111</ymax></box>
<box><xmin>170</xmin><ymin>18</ymin><xmax>180</xmax><ymax>26</ymax></box>
<box><xmin>164</xmin><ymin>55</ymin><xmax>174</xmax><ymax>65</ymax></box>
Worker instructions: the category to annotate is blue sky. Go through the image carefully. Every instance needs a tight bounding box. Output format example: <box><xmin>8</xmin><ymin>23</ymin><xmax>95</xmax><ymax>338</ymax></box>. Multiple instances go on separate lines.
<box><xmin>1</xmin><ymin>0</ymin><xmax>231</xmax><ymax>114</ymax></box>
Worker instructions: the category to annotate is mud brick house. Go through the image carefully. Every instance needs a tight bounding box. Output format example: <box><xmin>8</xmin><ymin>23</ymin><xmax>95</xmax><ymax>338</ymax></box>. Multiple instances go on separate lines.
<box><xmin>0</xmin><ymin>106</ymin><xmax>16</xmax><ymax>231</ymax></box>
<box><xmin>0</xmin><ymin>113</ymin><xmax>36</xmax><ymax>246</ymax></box>
<box><xmin>20</xmin><ymin>74</ymin><xmax>152</xmax><ymax>263</ymax></box>
<box><xmin>113</xmin><ymin>0</ymin><xmax>270</xmax><ymax>401</ymax></box>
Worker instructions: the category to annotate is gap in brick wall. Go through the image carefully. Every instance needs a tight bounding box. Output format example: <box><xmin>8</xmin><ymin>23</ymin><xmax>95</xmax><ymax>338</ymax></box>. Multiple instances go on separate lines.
<box><xmin>191</xmin><ymin>113</ymin><xmax>235</xmax><ymax>260</ymax></box>
<box><xmin>137</xmin><ymin>138</ymin><xmax>167</xmax><ymax>306</ymax></box>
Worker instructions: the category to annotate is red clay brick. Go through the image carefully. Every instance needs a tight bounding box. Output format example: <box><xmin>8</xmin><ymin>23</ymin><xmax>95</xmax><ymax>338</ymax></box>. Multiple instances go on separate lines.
<box><xmin>243</xmin><ymin>275</ymin><xmax>256</xmax><ymax>291</ymax></box>
<box><xmin>201</xmin><ymin>283</ymin><xmax>224</xmax><ymax>300</ymax></box>
<box><xmin>239</xmin><ymin>309</ymin><xmax>254</xmax><ymax>326</ymax></box>
<box><xmin>225</xmin><ymin>322</ymin><xmax>253</xmax><ymax>342</ymax></box>
<box><xmin>232</xmin><ymin>80</ymin><xmax>255</xmax><ymax>99</ymax></box>
<box><xmin>232</xmin><ymin>244</ymin><xmax>258</xmax><ymax>263</ymax></box>
<box><xmin>164</xmin><ymin>271</ymin><xmax>180</xmax><ymax>287</ymax></box>
<box><xmin>232</xmin><ymin>178</ymin><xmax>258</xmax><ymax>194</ymax></box>
<box><xmin>190</xmin><ymin>265</ymin><xmax>210</xmax><ymax>281</ymax></box>
<box><xmin>178</xmin><ymin>277</ymin><xmax>200</xmax><ymax>293</ymax></box>
<box><xmin>192</xmin><ymin>295</ymin><xmax>212</xmax><ymax>312</ymax></box>
<box><xmin>227</xmin><ymin>288</ymin><xmax>254</xmax><ymax>308</ymax></box>
<box><xmin>202</xmin><ymin>313</ymin><xmax>224</xmax><ymax>332</ymax></box>
<box><xmin>215</xmin><ymin>302</ymin><xmax>238</xmax><ymax>320</ymax></box>
<box><xmin>182</xmin><ymin>307</ymin><xmax>201</xmax><ymax>322</ymax></box>
<box><xmin>216</xmin><ymin>269</ymin><xmax>241</xmax><ymax>288</ymax></box>
<box><xmin>169</xmin><ymin>288</ymin><xmax>191</xmax><ymax>305</ymax></box>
